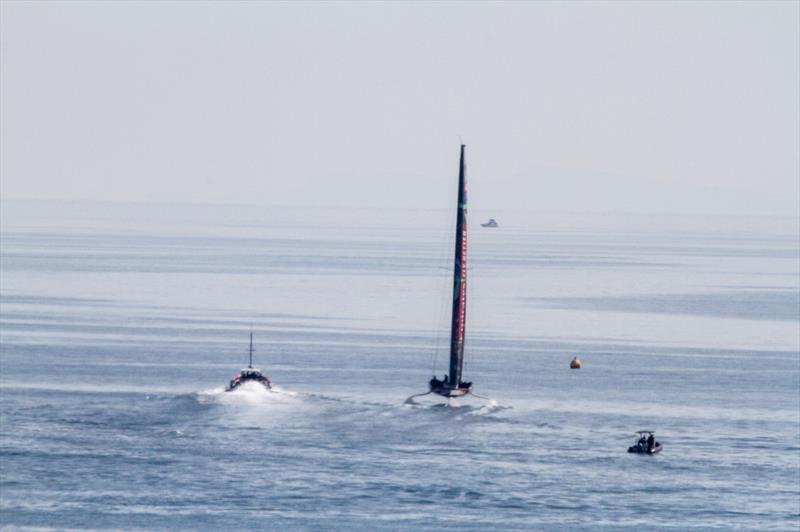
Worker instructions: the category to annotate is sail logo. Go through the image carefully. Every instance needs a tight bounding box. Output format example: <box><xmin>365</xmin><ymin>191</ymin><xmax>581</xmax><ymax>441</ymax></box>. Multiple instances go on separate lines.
<box><xmin>457</xmin><ymin>226</ymin><xmax>467</xmax><ymax>342</ymax></box>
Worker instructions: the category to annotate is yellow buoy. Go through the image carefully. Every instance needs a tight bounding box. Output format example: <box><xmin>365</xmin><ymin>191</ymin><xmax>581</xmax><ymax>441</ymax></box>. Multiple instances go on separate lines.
<box><xmin>570</xmin><ymin>357</ymin><xmax>582</xmax><ymax>369</ymax></box>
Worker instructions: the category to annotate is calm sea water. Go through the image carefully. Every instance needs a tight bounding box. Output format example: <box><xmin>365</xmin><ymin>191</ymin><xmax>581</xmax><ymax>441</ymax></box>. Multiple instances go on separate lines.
<box><xmin>1</xmin><ymin>201</ymin><xmax>798</xmax><ymax>531</ymax></box>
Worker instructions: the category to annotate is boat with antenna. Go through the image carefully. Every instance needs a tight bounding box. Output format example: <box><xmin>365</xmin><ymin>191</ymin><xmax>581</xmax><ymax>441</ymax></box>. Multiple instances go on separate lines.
<box><xmin>226</xmin><ymin>332</ymin><xmax>272</xmax><ymax>392</ymax></box>
<box><xmin>407</xmin><ymin>144</ymin><xmax>482</xmax><ymax>404</ymax></box>
<box><xmin>628</xmin><ymin>431</ymin><xmax>662</xmax><ymax>454</ymax></box>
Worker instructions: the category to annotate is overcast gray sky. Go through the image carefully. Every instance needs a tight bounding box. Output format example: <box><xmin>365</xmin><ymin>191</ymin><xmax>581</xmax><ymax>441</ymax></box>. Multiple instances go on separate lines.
<box><xmin>1</xmin><ymin>1</ymin><xmax>798</xmax><ymax>214</ymax></box>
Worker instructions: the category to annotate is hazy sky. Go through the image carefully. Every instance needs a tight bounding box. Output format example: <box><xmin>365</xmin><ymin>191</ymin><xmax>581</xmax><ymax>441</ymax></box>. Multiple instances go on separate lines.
<box><xmin>1</xmin><ymin>1</ymin><xmax>798</xmax><ymax>214</ymax></box>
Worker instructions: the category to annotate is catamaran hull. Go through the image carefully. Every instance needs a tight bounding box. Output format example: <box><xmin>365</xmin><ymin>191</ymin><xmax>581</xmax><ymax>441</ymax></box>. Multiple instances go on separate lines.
<box><xmin>435</xmin><ymin>388</ymin><xmax>470</xmax><ymax>398</ymax></box>
<box><xmin>405</xmin><ymin>388</ymin><xmax>486</xmax><ymax>406</ymax></box>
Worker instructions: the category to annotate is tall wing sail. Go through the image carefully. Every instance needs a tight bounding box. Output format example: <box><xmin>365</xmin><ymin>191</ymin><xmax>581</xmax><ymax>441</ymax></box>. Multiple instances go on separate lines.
<box><xmin>448</xmin><ymin>144</ymin><xmax>468</xmax><ymax>385</ymax></box>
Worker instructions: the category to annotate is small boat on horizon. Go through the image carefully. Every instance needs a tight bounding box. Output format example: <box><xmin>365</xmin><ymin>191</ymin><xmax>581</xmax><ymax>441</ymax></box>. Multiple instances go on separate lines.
<box><xmin>481</xmin><ymin>218</ymin><xmax>498</xmax><ymax>228</ymax></box>
<box><xmin>628</xmin><ymin>431</ymin><xmax>662</xmax><ymax>454</ymax></box>
<box><xmin>226</xmin><ymin>332</ymin><xmax>272</xmax><ymax>392</ymax></box>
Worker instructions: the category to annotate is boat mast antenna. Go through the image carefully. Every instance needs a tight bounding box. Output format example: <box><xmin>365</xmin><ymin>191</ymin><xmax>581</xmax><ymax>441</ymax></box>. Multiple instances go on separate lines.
<box><xmin>248</xmin><ymin>331</ymin><xmax>254</xmax><ymax>368</ymax></box>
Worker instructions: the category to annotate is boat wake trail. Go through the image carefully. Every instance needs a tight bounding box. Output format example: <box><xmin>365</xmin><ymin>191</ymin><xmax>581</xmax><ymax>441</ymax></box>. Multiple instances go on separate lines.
<box><xmin>196</xmin><ymin>382</ymin><xmax>300</xmax><ymax>405</ymax></box>
<box><xmin>403</xmin><ymin>392</ymin><xmax>510</xmax><ymax>416</ymax></box>
<box><xmin>467</xmin><ymin>398</ymin><xmax>512</xmax><ymax>416</ymax></box>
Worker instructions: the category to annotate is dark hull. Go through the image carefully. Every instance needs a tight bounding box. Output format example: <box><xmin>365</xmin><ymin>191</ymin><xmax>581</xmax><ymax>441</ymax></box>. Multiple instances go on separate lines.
<box><xmin>430</xmin><ymin>385</ymin><xmax>471</xmax><ymax>398</ymax></box>
<box><xmin>628</xmin><ymin>443</ymin><xmax>663</xmax><ymax>454</ymax></box>
<box><xmin>226</xmin><ymin>377</ymin><xmax>271</xmax><ymax>392</ymax></box>
<box><xmin>429</xmin><ymin>376</ymin><xmax>472</xmax><ymax>398</ymax></box>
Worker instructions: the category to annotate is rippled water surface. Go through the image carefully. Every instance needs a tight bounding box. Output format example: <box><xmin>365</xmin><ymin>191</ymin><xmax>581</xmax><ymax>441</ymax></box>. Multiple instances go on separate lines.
<box><xmin>1</xmin><ymin>201</ymin><xmax>798</xmax><ymax>530</ymax></box>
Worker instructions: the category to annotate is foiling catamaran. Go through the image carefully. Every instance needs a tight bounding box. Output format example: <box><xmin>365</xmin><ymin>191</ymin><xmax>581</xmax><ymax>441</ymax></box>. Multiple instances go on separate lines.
<box><xmin>226</xmin><ymin>332</ymin><xmax>272</xmax><ymax>392</ymax></box>
<box><xmin>407</xmin><ymin>145</ymin><xmax>484</xmax><ymax>405</ymax></box>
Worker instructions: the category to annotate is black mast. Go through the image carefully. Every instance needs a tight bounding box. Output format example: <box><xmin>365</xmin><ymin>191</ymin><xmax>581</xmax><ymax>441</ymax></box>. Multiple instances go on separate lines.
<box><xmin>448</xmin><ymin>144</ymin><xmax>468</xmax><ymax>387</ymax></box>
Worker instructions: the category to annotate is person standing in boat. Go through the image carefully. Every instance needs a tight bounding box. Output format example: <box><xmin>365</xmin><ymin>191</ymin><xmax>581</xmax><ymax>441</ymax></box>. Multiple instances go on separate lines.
<box><xmin>647</xmin><ymin>433</ymin><xmax>655</xmax><ymax>450</ymax></box>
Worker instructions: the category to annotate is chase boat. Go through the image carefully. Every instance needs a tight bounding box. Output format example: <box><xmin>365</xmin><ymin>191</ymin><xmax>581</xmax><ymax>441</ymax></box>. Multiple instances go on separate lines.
<box><xmin>226</xmin><ymin>332</ymin><xmax>271</xmax><ymax>392</ymax></box>
<box><xmin>628</xmin><ymin>431</ymin><xmax>662</xmax><ymax>454</ymax></box>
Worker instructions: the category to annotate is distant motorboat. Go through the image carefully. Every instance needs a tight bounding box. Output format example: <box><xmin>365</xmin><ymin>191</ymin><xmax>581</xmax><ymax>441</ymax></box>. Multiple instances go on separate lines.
<box><xmin>628</xmin><ymin>431</ymin><xmax>662</xmax><ymax>454</ymax></box>
<box><xmin>481</xmin><ymin>218</ymin><xmax>498</xmax><ymax>228</ymax></box>
<box><xmin>226</xmin><ymin>332</ymin><xmax>272</xmax><ymax>392</ymax></box>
